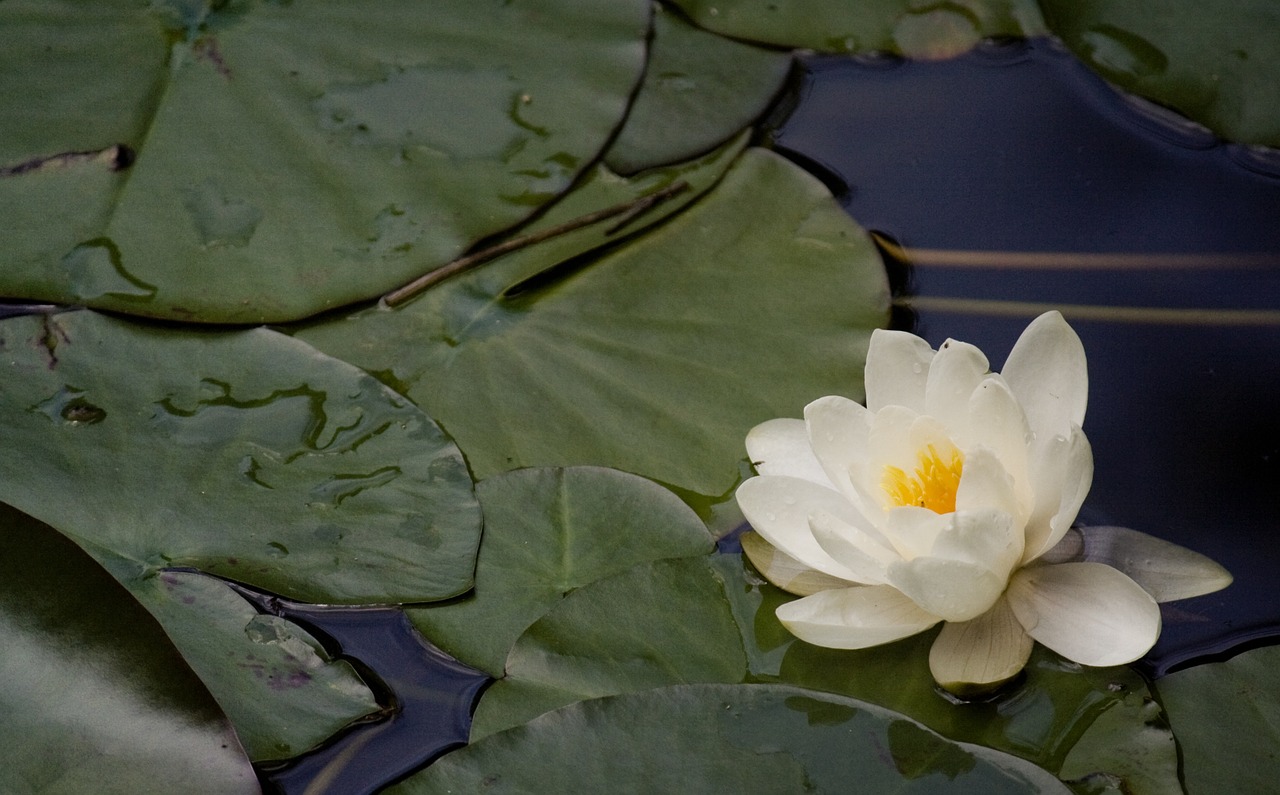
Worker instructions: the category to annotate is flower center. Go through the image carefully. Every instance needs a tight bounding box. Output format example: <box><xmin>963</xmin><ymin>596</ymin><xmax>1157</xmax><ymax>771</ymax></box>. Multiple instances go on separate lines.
<box><xmin>881</xmin><ymin>444</ymin><xmax>964</xmax><ymax>514</ymax></box>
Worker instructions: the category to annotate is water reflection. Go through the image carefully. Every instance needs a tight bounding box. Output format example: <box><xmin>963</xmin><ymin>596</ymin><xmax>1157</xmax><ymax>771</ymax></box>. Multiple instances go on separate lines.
<box><xmin>769</xmin><ymin>37</ymin><xmax>1280</xmax><ymax>674</ymax></box>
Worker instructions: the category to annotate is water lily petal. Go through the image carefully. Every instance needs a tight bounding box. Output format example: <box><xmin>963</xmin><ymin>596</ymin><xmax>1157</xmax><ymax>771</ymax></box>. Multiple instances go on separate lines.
<box><xmin>804</xmin><ymin>395</ymin><xmax>872</xmax><ymax>507</ymax></box>
<box><xmin>1076</xmin><ymin>526</ymin><xmax>1234</xmax><ymax>602</ymax></box>
<box><xmin>740</xmin><ymin>531</ymin><xmax>858</xmax><ymax>596</ymax></box>
<box><xmin>776</xmin><ymin>585</ymin><xmax>940</xmax><ymax>649</ymax></box>
<box><xmin>1007</xmin><ymin>562</ymin><xmax>1161</xmax><ymax>666</ymax></box>
<box><xmin>1002</xmin><ymin>311</ymin><xmax>1087</xmax><ymax>441</ymax></box>
<box><xmin>929</xmin><ymin>595</ymin><xmax>1034</xmax><ymax>696</ymax></box>
<box><xmin>746</xmin><ymin>417</ymin><xmax>833</xmax><ymax>488</ymax></box>
<box><xmin>886</xmin><ymin>556</ymin><xmax>1007</xmax><ymax>622</ymax></box>
<box><xmin>924</xmin><ymin>338</ymin><xmax>989</xmax><ymax>443</ymax></box>
<box><xmin>967</xmin><ymin>375</ymin><xmax>1034</xmax><ymax>515</ymax></box>
<box><xmin>882</xmin><ymin>505</ymin><xmax>949</xmax><ymax>560</ymax></box>
<box><xmin>955</xmin><ymin>447</ymin><xmax>1021</xmax><ymax>527</ymax></box>
<box><xmin>809</xmin><ymin>511</ymin><xmax>897</xmax><ymax>585</ymax></box>
<box><xmin>736</xmin><ymin>475</ymin><xmax>869</xmax><ymax>581</ymax></box>
<box><xmin>930</xmin><ymin>508</ymin><xmax>1023</xmax><ymax>576</ymax></box>
<box><xmin>865</xmin><ymin>329</ymin><xmax>934</xmax><ymax>413</ymax></box>
<box><xmin>1023</xmin><ymin>426</ymin><xmax>1093</xmax><ymax>563</ymax></box>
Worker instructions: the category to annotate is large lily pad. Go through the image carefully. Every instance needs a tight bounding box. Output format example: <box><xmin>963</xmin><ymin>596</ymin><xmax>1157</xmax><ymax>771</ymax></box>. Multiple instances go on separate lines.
<box><xmin>1040</xmin><ymin>0</ymin><xmax>1280</xmax><ymax>146</ymax></box>
<box><xmin>0</xmin><ymin>502</ymin><xmax>258</xmax><ymax>794</ymax></box>
<box><xmin>668</xmin><ymin>0</ymin><xmax>1047</xmax><ymax>59</ymax></box>
<box><xmin>133</xmin><ymin>571</ymin><xmax>380</xmax><ymax>762</ymax></box>
<box><xmin>473</xmin><ymin>553</ymin><xmax>1177</xmax><ymax>791</ymax></box>
<box><xmin>398</xmin><ymin>684</ymin><xmax>1069</xmax><ymax>793</ymax></box>
<box><xmin>298</xmin><ymin>147</ymin><xmax>889</xmax><ymax>496</ymax></box>
<box><xmin>0</xmin><ymin>309</ymin><xmax>481</xmax><ymax>604</ymax></box>
<box><xmin>0</xmin><ymin>0</ymin><xmax>650</xmax><ymax>322</ymax></box>
<box><xmin>603</xmin><ymin>4</ymin><xmax>791</xmax><ymax>175</ymax></box>
<box><xmin>407</xmin><ymin>466</ymin><xmax>713</xmax><ymax>677</ymax></box>
<box><xmin>1157</xmin><ymin>644</ymin><xmax>1280</xmax><ymax>794</ymax></box>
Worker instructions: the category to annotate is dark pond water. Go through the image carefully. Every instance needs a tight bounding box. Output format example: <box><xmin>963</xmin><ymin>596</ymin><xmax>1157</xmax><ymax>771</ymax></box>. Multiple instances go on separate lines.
<box><xmin>260</xmin><ymin>35</ymin><xmax>1280</xmax><ymax>792</ymax></box>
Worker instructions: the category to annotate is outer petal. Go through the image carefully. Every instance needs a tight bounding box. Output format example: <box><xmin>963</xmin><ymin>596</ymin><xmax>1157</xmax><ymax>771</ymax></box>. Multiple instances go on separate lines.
<box><xmin>929</xmin><ymin>595</ymin><xmax>1034</xmax><ymax>696</ymax></box>
<box><xmin>886</xmin><ymin>556</ymin><xmax>1007</xmax><ymax>622</ymax></box>
<box><xmin>736</xmin><ymin>476</ymin><xmax>871</xmax><ymax>581</ymax></box>
<box><xmin>1002</xmin><ymin>311</ymin><xmax>1087</xmax><ymax>441</ymax></box>
<box><xmin>967</xmin><ymin>375</ymin><xmax>1034</xmax><ymax>518</ymax></box>
<box><xmin>740</xmin><ymin>531</ymin><xmax>859</xmax><ymax>597</ymax></box>
<box><xmin>746</xmin><ymin>418</ymin><xmax>834</xmax><ymax>488</ymax></box>
<box><xmin>929</xmin><ymin>507</ymin><xmax>1022</xmax><ymax>578</ymax></box>
<box><xmin>1075</xmin><ymin>526</ymin><xmax>1233</xmax><ymax>603</ymax></box>
<box><xmin>776</xmin><ymin>585</ymin><xmax>940</xmax><ymax>649</ymax></box>
<box><xmin>1023</xmin><ymin>427</ymin><xmax>1093</xmax><ymax>563</ymax></box>
<box><xmin>1007</xmin><ymin>562</ymin><xmax>1161</xmax><ymax>666</ymax></box>
<box><xmin>809</xmin><ymin>511</ymin><xmax>898</xmax><ymax>585</ymax></box>
<box><xmin>865</xmin><ymin>329</ymin><xmax>935</xmax><ymax>413</ymax></box>
<box><xmin>924</xmin><ymin>338</ymin><xmax>990</xmax><ymax>443</ymax></box>
<box><xmin>803</xmin><ymin>395</ymin><xmax>873</xmax><ymax>508</ymax></box>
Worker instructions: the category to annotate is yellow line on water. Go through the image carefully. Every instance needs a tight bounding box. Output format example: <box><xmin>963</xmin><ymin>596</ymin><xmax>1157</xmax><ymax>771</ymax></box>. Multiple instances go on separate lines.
<box><xmin>898</xmin><ymin>296</ymin><xmax>1280</xmax><ymax>326</ymax></box>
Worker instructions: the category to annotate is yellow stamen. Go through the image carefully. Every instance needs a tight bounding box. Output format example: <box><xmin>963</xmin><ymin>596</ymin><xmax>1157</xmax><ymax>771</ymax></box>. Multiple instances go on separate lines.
<box><xmin>882</xmin><ymin>444</ymin><xmax>964</xmax><ymax>514</ymax></box>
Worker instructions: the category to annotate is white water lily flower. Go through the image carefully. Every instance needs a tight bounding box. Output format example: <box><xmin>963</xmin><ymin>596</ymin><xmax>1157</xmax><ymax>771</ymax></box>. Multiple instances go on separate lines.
<box><xmin>736</xmin><ymin>311</ymin><xmax>1231</xmax><ymax>694</ymax></box>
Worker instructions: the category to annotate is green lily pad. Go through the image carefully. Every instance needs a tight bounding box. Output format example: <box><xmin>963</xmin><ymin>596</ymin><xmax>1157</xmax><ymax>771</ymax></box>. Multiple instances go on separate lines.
<box><xmin>0</xmin><ymin>502</ymin><xmax>258</xmax><ymax>794</ymax></box>
<box><xmin>0</xmin><ymin>0</ymin><xmax>650</xmax><ymax>322</ymax></box>
<box><xmin>473</xmin><ymin>552</ymin><xmax>1176</xmax><ymax>791</ymax></box>
<box><xmin>1157</xmin><ymin>644</ymin><xmax>1280</xmax><ymax>794</ymax></box>
<box><xmin>667</xmin><ymin>0</ymin><xmax>1047</xmax><ymax>59</ymax></box>
<box><xmin>1040</xmin><ymin>0</ymin><xmax>1280</xmax><ymax>146</ymax></box>
<box><xmin>0</xmin><ymin>309</ymin><xmax>481</xmax><ymax>604</ymax></box>
<box><xmin>399</xmin><ymin>684</ymin><xmax>1070</xmax><ymax>793</ymax></box>
<box><xmin>603</xmin><ymin>4</ymin><xmax>792</xmax><ymax>175</ymax></box>
<box><xmin>407</xmin><ymin>466</ymin><xmax>713</xmax><ymax>677</ymax></box>
<box><xmin>132</xmin><ymin>571</ymin><xmax>380</xmax><ymax>762</ymax></box>
<box><xmin>298</xmin><ymin>147</ymin><xmax>889</xmax><ymax>496</ymax></box>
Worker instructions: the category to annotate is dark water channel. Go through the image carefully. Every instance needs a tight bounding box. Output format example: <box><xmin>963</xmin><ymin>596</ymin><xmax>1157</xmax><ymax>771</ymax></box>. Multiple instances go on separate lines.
<box><xmin>261</xmin><ymin>36</ymin><xmax>1280</xmax><ymax>792</ymax></box>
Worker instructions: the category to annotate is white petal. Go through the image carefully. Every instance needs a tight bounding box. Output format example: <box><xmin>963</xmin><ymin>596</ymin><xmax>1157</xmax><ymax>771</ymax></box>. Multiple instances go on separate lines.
<box><xmin>1023</xmin><ymin>426</ymin><xmax>1093</xmax><ymax>563</ymax></box>
<box><xmin>929</xmin><ymin>595</ymin><xmax>1034</xmax><ymax>696</ymax></box>
<box><xmin>929</xmin><ymin>508</ymin><xmax>1023</xmax><ymax>577</ymax></box>
<box><xmin>865</xmin><ymin>329</ymin><xmax>934</xmax><ymax>413</ymax></box>
<box><xmin>809</xmin><ymin>511</ymin><xmax>898</xmax><ymax>585</ymax></box>
<box><xmin>745</xmin><ymin>418</ymin><xmax>835</xmax><ymax>488</ymax></box>
<box><xmin>803</xmin><ymin>395</ymin><xmax>873</xmax><ymax>507</ymax></box>
<box><xmin>886</xmin><ymin>556</ymin><xmax>1007</xmax><ymax>622</ymax></box>
<box><xmin>1077</xmin><ymin>526</ymin><xmax>1233</xmax><ymax>603</ymax></box>
<box><xmin>735</xmin><ymin>476</ymin><xmax>869</xmax><ymax>581</ymax></box>
<box><xmin>740</xmin><ymin>531</ymin><xmax>859</xmax><ymax>597</ymax></box>
<box><xmin>850</xmin><ymin>405</ymin><xmax>919</xmax><ymax>520</ymax></box>
<box><xmin>1007</xmin><ymin>562</ymin><xmax>1161</xmax><ymax>666</ymax></box>
<box><xmin>883</xmin><ymin>506</ymin><xmax>949</xmax><ymax>560</ymax></box>
<box><xmin>1001</xmin><ymin>311</ymin><xmax>1087</xmax><ymax>441</ymax></box>
<box><xmin>776</xmin><ymin>585</ymin><xmax>940</xmax><ymax>649</ymax></box>
<box><xmin>924</xmin><ymin>338</ymin><xmax>990</xmax><ymax>443</ymax></box>
<box><xmin>967</xmin><ymin>375</ymin><xmax>1034</xmax><ymax>517</ymax></box>
<box><xmin>955</xmin><ymin>447</ymin><xmax>1021</xmax><ymax>526</ymax></box>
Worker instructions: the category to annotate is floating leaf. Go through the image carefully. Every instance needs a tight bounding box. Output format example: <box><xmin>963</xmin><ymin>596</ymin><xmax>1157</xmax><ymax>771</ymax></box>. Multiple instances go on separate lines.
<box><xmin>0</xmin><ymin>502</ymin><xmax>258</xmax><ymax>794</ymax></box>
<box><xmin>603</xmin><ymin>4</ymin><xmax>791</xmax><ymax>174</ymax></box>
<box><xmin>399</xmin><ymin>684</ymin><xmax>1070</xmax><ymax>793</ymax></box>
<box><xmin>407</xmin><ymin>467</ymin><xmax>713</xmax><ymax>677</ymax></box>
<box><xmin>299</xmin><ymin>147</ymin><xmax>889</xmax><ymax>496</ymax></box>
<box><xmin>0</xmin><ymin>0</ymin><xmax>651</xmax><ymax>322</ymax></box>
<box><xmin>1157</xmin><ymin>644</ymin><xmax>1280</xmax><ymax>794</ymax></box>
<box><xmin>1057</xmin><ymin>686</ymin><xmax>1181</xmax><ymax>795</ymax></box>
<box><xmin>667</xmin><ymin>0</ymin><xmax>1047</xmax><ymax>59</ymax></box>
<box><xmin>133</xmin><ymin>571</ymin><xmax>380</xmax><ymax>762</ymax></box>
<box><xmin>0</xmin><ymin>309</ymin><xmax>481</xmax><ymax>605</ymax></box>
<box><xmin>1040</xmin><ymin>0</ymin><xmax>1280</xmax><ymax>146</ymax></box>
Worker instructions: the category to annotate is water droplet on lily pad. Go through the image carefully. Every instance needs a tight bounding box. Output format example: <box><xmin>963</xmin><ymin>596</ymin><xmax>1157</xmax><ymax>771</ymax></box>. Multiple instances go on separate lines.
<box><xmin>61</xmin><ymin>239</ymin><xmax>157</xmax><ymax>301</ymax></box>
<box><xmin>31</xmin><ymin>386</ymin><xmax>107</xmax><ymax>425</ymax></box>
<box><xmin>182</xmin><ymin>179</ymin><xmax>264</xmax><ymax>248</ymax></box>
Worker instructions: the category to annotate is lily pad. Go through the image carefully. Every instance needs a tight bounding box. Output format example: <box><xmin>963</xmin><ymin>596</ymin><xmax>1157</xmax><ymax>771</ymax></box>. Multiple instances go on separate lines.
<box><xmin>0</xmin><ymin>0</ymin><xmax>650</xmax><ymax>322</ymax></box>
<box><xmin>603</xmin><ymin>4</ymin><xmax>792</xmax><ymax>174</ymax></box>
<box><xmin>1157</xmin><ymin>644</ymin><xmax>1280</xmax><ymax>794</ymax></box>
<box><xmin>398</xmin><ymin>684</ymin><xmax>1069</xmax><ymax>793</ymax></box>
<box><xmin>407</xmin><ymin>466</ymin><xmax>714</xmax><ymax>677</ymax></box>
<box><xmin>133</xmin><ymin>571</ymin><xmax>380</xmax><ymax>762</ymax></box>
<box><xmin>0</xmin><ymin>309</ymin><xmax>481</xmax><ymax>604</ymax></box>
<box><xmin>298</xmin><ymin>147</ymin><xmax>889</xmax><ymax>496</ymax></box>
<box><xmin>0</xmin><ymin>501</ymin><xmax>258</xmax><ymax>794</ymax></box>
<box><xmin>667</xmin><ymin>0</ymin><xmax>1047</xmax><ymax>59</ymax></box>
<box><xmin>1040</xmin><ymin>0</ymin><xmax>1280</xmax><ymax>146</ymax></box>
